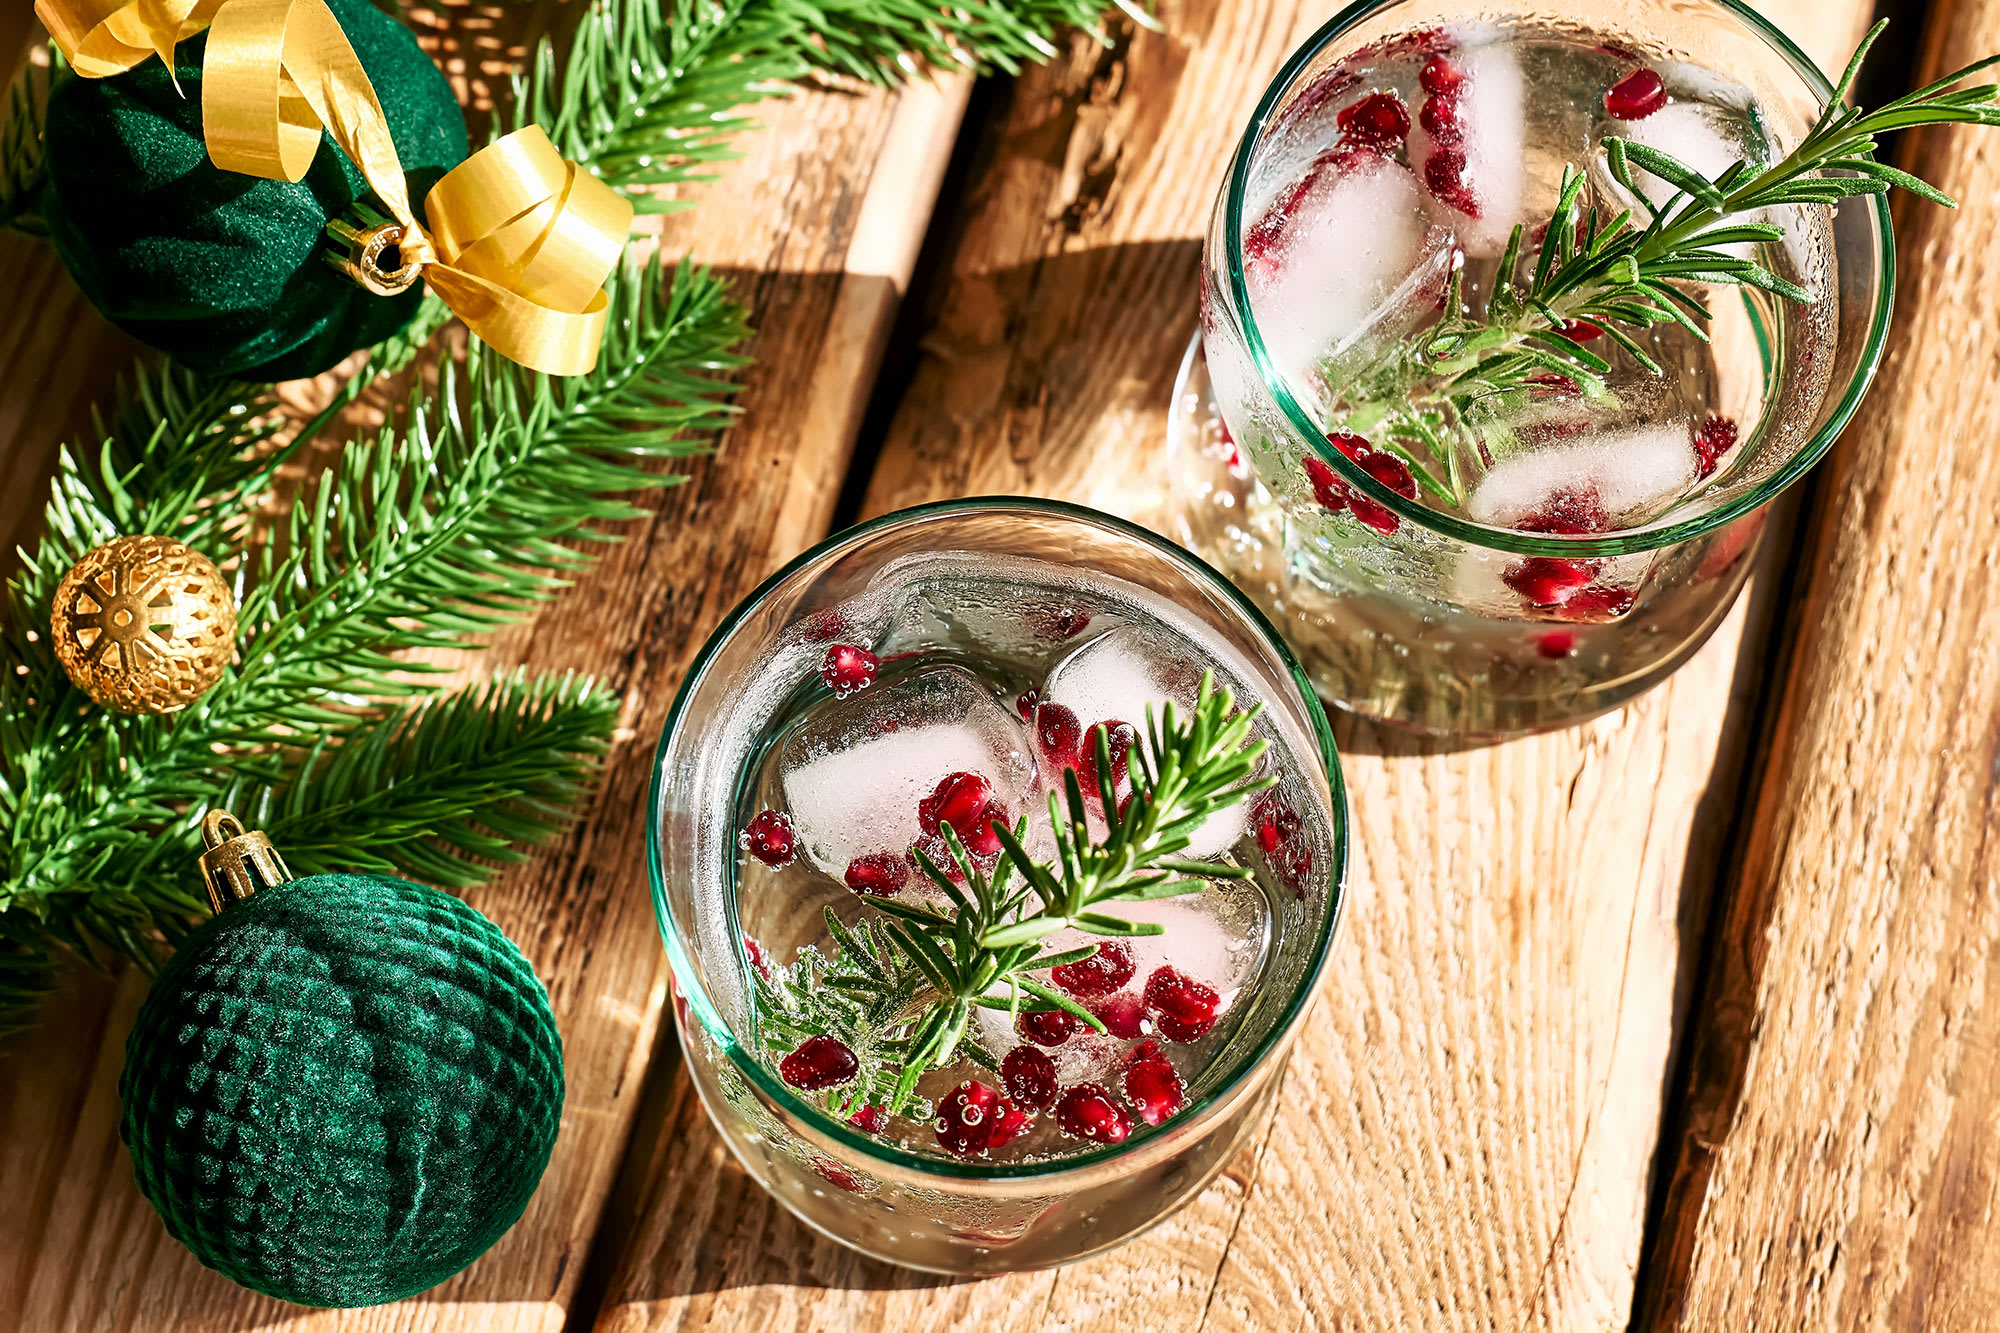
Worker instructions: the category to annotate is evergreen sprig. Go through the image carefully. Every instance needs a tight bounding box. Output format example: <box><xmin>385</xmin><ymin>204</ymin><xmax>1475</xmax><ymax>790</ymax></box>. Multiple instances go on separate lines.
<box><xmin>765</xmin><ymin>676</ymin><xmax>1272</xmax><ymax>1115</ymax></box>
<box><xmin>0</xmin><ymin>50</ymin><xmax>57</xmax><ymax>236</ymax></box>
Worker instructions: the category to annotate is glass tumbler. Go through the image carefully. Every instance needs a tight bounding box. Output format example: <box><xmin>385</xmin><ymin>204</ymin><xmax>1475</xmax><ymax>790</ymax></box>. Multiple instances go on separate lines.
<box><xmin>648</xmin><ymin>498</ymin><xmax>1347</xmax><ymax>1274</ymax></box>
<box><xmin>1173</xmin><ymin>0</ymin><xmax>1894</xmax><ymax>736</ymax></box>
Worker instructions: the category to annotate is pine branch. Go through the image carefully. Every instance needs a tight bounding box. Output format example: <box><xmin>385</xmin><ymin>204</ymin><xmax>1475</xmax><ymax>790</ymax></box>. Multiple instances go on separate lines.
<box><xmin>0</xmin><ymin>51</ymin><xmax>60</xmax><ymax>237</ymax></box>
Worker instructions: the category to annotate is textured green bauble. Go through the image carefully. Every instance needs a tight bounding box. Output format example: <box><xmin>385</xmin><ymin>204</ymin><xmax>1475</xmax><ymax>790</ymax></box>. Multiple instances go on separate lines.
<box><xmin>40</xmin><ymin>0</ymin><xmax>468</xmax><ymax>382</ymax></box>
<box><xmin>120</xmin><ymin>872</ymin><xmax>563</xmax><ymax>1309</ymax></box>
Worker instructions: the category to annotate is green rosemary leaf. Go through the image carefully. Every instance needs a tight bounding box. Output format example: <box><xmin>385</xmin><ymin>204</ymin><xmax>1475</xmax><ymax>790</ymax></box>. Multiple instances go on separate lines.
<box><xmin>1012</xmin><ymin>975</ymin><xmax>1106</xmax><ymax>1030</ymax></box>
<box><xmin>1071</xmin><ymin>911</ymin><xmax>1168</xmax><ymax>936</ymax></box>
<box><xmin>979</xmin><ymin>916</ymin><xmax>1070</xmax><ymax>949</ymax></box>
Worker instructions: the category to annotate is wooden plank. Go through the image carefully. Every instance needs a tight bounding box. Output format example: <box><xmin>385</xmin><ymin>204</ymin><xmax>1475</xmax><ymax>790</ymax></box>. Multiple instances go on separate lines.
<box><xmin>0</xmin><ymin>34</ymin><xmax>970</xmax><ymax>1333</ymax></box>
<box><xmin>1635</xmin><ymin>0</ymin><xmax>2000</xmax><ymax>1325</ymax></box>
<box><xmin>584</xmin><ymin>3</ymin><xmax>1862</xmax><ymax>1330</ymax></box>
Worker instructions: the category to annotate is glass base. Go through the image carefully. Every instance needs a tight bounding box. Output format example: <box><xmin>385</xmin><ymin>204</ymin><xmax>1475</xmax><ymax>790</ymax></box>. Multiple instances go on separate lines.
<box><xmin>1165</xmin><ymin>331</ymin><xmax>1761</xmax><ymax>739</ymax></box>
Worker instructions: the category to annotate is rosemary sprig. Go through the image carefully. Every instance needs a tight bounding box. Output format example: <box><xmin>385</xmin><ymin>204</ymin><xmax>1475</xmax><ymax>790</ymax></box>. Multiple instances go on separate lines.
<box><xmin>761</xmin><ymin>673</ymin><xmax>1274</xmax><ymax>1117</ymax></box>
<box><xmin>1338</xmin><ymin>19</ymin><xmax>2000</xmax><ymax>505</ymax></box>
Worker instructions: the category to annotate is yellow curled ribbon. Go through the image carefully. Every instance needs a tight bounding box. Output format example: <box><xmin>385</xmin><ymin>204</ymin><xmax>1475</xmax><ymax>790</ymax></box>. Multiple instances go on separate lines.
<box><xmin>35</xmin><ymin>0</ymin><xmax>632</xmax><ymax>375</ymax></box>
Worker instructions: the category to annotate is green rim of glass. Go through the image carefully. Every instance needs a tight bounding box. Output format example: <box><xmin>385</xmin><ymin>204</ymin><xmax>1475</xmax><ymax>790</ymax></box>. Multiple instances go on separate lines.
<box><xmin>1221</xmin><ymin>0</ymin><xmax>1898</xmax><ymax>559</ymax></box>
<box><xmin>646</xmin><ymin>496</ymin><xmax>1351</xmax><ymax>1181</ymax></box>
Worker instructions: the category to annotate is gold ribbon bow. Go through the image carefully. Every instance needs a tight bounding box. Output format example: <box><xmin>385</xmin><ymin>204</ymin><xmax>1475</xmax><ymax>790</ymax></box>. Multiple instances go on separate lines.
<box><xmin>35</xmin><ymin>0</ymin><xmax>632</xmax><ymax>375</ymax></box>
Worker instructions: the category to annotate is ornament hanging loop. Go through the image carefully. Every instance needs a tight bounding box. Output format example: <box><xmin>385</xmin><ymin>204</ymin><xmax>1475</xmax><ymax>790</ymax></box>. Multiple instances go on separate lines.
<box><xmin>199</xmin><ymin>810</ymin><xmax>295</xmax><ymax>913</ymax></box>
<box><xmin>326</xmin><ymin>216</ymin><xmax>423</xmax><ymax>297</ymax></box>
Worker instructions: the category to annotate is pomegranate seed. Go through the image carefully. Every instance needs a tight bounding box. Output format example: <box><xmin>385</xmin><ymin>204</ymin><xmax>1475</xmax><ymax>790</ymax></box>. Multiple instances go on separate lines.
<box><xmin>919</xmin><ymin>771</ymin><xmax>995</xmax><ymax>840</ymax></box>
<box><xmin>1424</xmin><ymin>146</ymin><xmax>1480</xmax><ymax>218</ymax></box>
<box><xmin>1693</xmin><ymin>415</ymin><xmax>1740</xmax><ymax>480</ymax></box>
<box><xmin>1145</xmin><ymin>967</ymin><xmax>1222</xmax><ymax>1043</ymax></box>
<box><xmin>799</xmin><ymin>608</ymin><xmax>853</xmax><ymax>642</ymax></box>
<box><xmin>1052</xmin><ymin>939</ymin><xmax>1135</xmax><ymax>997</ymax></box>
<box><xmin>1337</xmin><ymin>91</ymin><xmax>1410</xmax><ymax>151</ymax></box>
<box><xmin>742</xmin><ymin>810</ymin><xmax>797</xmax><ymax>868</ymax></box>
<box><xmin>1563</xmin><ymin>584</ymin><xmax>1637</xmax><ymax>621</ymax></box>
<box><xmin>1358</xmin><ymin>449</ymin><xmax>1418</xmax><ymax>499</ymax></box>
<box><xmin>819</xmin><ymin>643</ymin><xmax>880</xmax><ymax>695</ymax></box>
<box><xmin>1255</xmin><ymin>791</ymin><xmax>1302</xmax><ymax>856</ymax></box>
<box><xmin>1559</xmin><ymin>319</ymin><xmax>1604</xmax><ymax>342</ymax></box>
<box><xmin>743</xmin><ymin>934</ymin><xmax>774</xmax><ymax>980</ymax></box>
<box><xmin>935</xmin><ymin>1080</ymin><xmax>1027</xmax><ymax>1156</ymax></box>
<box><xmin>967</xmin><ymin>802</ymin><xmax>1008</xmax><ymax>857</ymax></box>
<box><xmin>1079</xmin><ymin>720</ymin><xmax>1138</xmax><ymax>793</ymax></box>
<box><xmin>910</xmin><ymin>832</ymin><xmax>967</xmax><ymax>882</ymax></box>
<box><xmin>1419</xmin><ymin>55</ymin><xmax>1464</xmax><ymax>96</ymax></box>
<box><xmin>1055</xmin><ymin>1083</ymin><xmax>1132</xmax><ymax>1144</ymax></box>
<box><xmin>849</xmin><ymin>1105</ymin><xmax>888</xmax><ymax>1134</ymax></box>
<box><xmin>780</xmin><ymin>1035</ymin><xmax>859</xmax><ymax>1091</ymax></box>
<box><xmin>1001</xmin><ymin>1045</ymin><xmax>1060</xmax><ymax>1111</ymax></box>
<box><xmin>1015</xmin><ymin>687</ymin><xmax>1039</xmax><ymax>721</ymax></box>
<box><xmin>811</xmin><ymin>1157</ymin><xmax>868</xmax><ymax>1193</ymax></box>
<box><xmin>1327</xmin><ymin>429</ymin><xmax>1370</xmax><ymax>461</ymax></box>
<box><xmin>1503</xmin><ymin>556</ymin><xmax>1597</xmax><ymax>607</ymax></box>
<box><xmin>1346</xmin><ymin>493</ymin><xmax>1402</xmax><ymax>537</ymax></box>
<box><xmin>1091</xmin><ymin>991</ymin><xmax>1148</xmax><ymax>1038</ymax></box>
<box><xmin>1519</xmin><ymin>488</ymin><xmax>1609</xmax><ymax>535</ymax></box>
<box><xmin>1025</xmin><ymin>604</ymin><xmax>1092</xmax><ymax>641</ymax></box>
<box><xmin>844</xmin><ymin>851</ymin><xmax>910</xmax><ymax>898</ymax></box>
<box><xmin>1036</xmin><ymin>701</ymin><xmax>1083</xmax><ymax>770</ymax></box>
<box><xmin>1536</xmin><ymin>629</ymin><xmax>1578</xmax><ymax>659</ymax></box>
<box><xmin>1304</xmin><ymin>455</ymin><xmax>1348</xmax><ymax>515</ymax></box>
<box><xmin>1418</xmin><ymin>95</ymin><xmax>1462</xmax><ymax>144</ymax></box>
<box><xmin>1018</xmin><ymin>1008</ymin><xmax>1078</xmax><ymax>1047</ymax></box>
<box><xmin>1605</xmin><ymin>68</ymin><xmax>1668</xmax><ymax>121</ymax></box>
<box><xmin>1123</xmin><ymin>1046</ymin><xmax>1186</xmax><ymax>1126</ymax></box>
<box><xmin>1527</xmin><ymin>372</ymin><xmax>1581</xmax><ymax>397</ymax></box>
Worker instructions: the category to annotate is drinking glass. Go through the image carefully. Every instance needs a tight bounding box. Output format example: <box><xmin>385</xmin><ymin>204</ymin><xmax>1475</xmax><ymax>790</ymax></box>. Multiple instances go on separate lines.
<box><xmin>647</xmin><ymin>498</ymin><xmax>1347</xmax><ymax>1274</ymax></box>
<box><xmin>1171</xmin><ymin>0</ymin><xmax>1894</xmax><ymax>736</ymax></box>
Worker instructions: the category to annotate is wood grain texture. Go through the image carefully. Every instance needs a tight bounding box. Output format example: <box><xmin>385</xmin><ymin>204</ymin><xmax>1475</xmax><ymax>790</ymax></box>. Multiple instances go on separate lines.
<box><xmin>1638</xmin><ymin>0</ymin><xmax>2000</xmax><ymax>1326</ymax></box>
<box><xmin>586</xmin><ymin>3</ymin><xmax>1861</xmax><ymax>1330</ymax></box>
<box><xmin>0</xmin><ymin>37</ymin><xmax>969</xmax><ymax>1333</ymax></box>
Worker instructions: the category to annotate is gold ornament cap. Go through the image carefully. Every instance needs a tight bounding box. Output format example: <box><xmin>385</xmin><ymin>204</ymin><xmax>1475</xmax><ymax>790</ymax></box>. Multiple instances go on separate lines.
<box><xmin>198</xmin><ymin>811</ymin><xmax>296</xmax><ymax>914</ymax></box>
<box><xmin>50</xmin><ymin>535</ymin><xmax>237</xmax><ymax>714</ymax></box>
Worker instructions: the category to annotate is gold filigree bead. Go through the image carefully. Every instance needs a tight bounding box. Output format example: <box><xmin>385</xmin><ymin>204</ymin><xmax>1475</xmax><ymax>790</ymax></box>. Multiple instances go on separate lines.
<box><xmin>50</xmin><ymin>535</ymin><xmax>237</xmax><ymax>714</ymax></box>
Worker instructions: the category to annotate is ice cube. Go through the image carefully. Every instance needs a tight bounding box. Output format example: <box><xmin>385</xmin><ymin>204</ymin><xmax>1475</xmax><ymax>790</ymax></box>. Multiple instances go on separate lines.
<box><xmin>778</xmin><ymin>665</ymin><xmax>1037</xmax><ymax>881</ymax></box>
<box><xmin>1415</xmin><ymin>40</ymin><xmax>1527</xmax><ymax>258</ymax></box>
<box><xmin>1037</xmin><ymin>626</ymin><xmax>1250</xmax><ymax>860</ymax></box>
<box><xmin>1466</xmin><ymin>424</ymin><xmax>1698</xmax><ymax>528</ymax></box>
<box><xmin>1246</xmin><ymin>153</ymin><xmax>1451</xmax><ymax>391</ymax></box>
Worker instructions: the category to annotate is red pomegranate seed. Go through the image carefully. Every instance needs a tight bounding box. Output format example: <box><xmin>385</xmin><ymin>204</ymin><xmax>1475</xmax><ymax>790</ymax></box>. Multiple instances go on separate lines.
<box><xmin>1527</xmin><ymin>372</ymin><xmax>1582</xmax><ymax>397</ymax></box>
<box><xmin>1420</xmin><ymin>55</ymin><xmax>1464</xmax><ymax>96</ymax></box>
<box><xmin>1337</xmin><ymin>91</ymin><xmax>1411</xmax><ymax>151</ymax></box>
<box><xmin>1001</xmin><ymin>1045</ymin><xmax>1060</xmax><ymax>1111</ymax></box>
<box><xmin>1327</xmin><ymin>429</ymin><xmax>1370</xmax><ymax>461</ymax></box>
<box><xmin>742</xmin><ymin>810</ymin><xmax>797</xmax><ymax>868</ymax></box>
<box><xmin>1563</xmin><ymin>584</ymin><xmax>1638</xmax><ymax>620</ymax></box>
<box><xmin>1693</xmin><ymin>415</ymin><xmax>1740</xmax><ymax>480</ymax></box>
<box><xmin>919</xmin><ymin>771</ymin><xmax>995</xmax><ymax>840</ymax></box>
<box><xmin>743</xmin><ymin>935</ymin><xmax>774</xmax><ymax>980</ymax></box>
<box><xmin>1605</xmin><ymin>68</ymin><xmax>1668</xmax><ymax>121</ymax></box>
<box><xmin>844</xmin><ymin>851</ymin><xmax>910</xmax><ymax>898</ymax></box>
<box><xmin>1091</xmin><ymin>991</ymin><xmax>1148</xmax><ymax>1038</ymax></box>
<box><xmin>1123</xmin><ymin>1046</ymin><xmax>1186</xmax><ymax>1126</ymax></box>
<box><xmin>799</xmin><ymin>608</ymin><xmax>853</xmax><ymax>642</ymax></box>
<box><xmin>1036</xmin><ymin>701</ymin><xmax>1083</xmax><ymax>770</ymax></box>
<box><xmin>1418</xmin><ymin>95</ymin><xmax>1463</xmax><ymax>144</ymax></box>
<box><xmin>779</xmin><ymin>1035</ymin><xmax>859</xmax><ymax>1091</ymax></box>
<box><xmin>1536</xmin><ymin>629</ymin><xmax>1578</xmax><ymax>659</ymax></box>
<box><xmin>1558</xmin><ymin>319</ymin><xmax>1604</xmax><ymax>342</ymax></box>
<box><xmin>935</xmin><ymin>1080</ymin><xmax>1027</xmax><ymax>1156</ymax></box>
<box><xmin>1519</xmin><ymin>487</ymin><xmax>1610</xmax><ymax>535</ymax></box>
<box><xmin>1018</xmin><ymin>1008</ymin><xmax>1078</xmax><ymax>1047</ymax></box>
<box><xmin>812</xmin><ymin>1157</ymin><xmax>868</xmax><ymax>1193</ymax></box>
<box><xmin>819</xmin><ymin>643</ymin><xmax>880</xmax><ymax>695</ymax></box>
<box><xmin>1255</xmin><ymin>791</ymin><xmax>1302</xmax><ymax>856</ymax></box>
<box><xmin>1359</xmin><ymin>450</ymin><xmax>1418</xmax><ymax>499</ymax></box>
<box><xmin>1026</xmin><ymin>604</ymin><xmax>1092</xmax><ymax>641</ymax></box>
<box><xmin>1425</xmin><ymin>145</ymin><xmax>1477</xmax><ymax>207</ymax></box>
<box><xmin>1052</xmin><ymin>939</ymin><xmax>1135</xmax><ymax>997</ymax></box>
<box><xmin>1503</xmin><ymin>556</ymin><xmax>1597</xmax><ymax>607</ymax></box>
<box><xmin>849</xmin><ymin>1105</ymin><xmax>887</xmax><ymax>1134</ymax></box>
<box><xmin>1346</xmin><ymin>493</ymin><xmax>1402</xmax><ymax>537</ymax></box>
<box><xmin>1304</xmin><ymin>455</ymin><xmax>1349</xmax><ymax>515</ymax></box>
<box><xmin>1079</xmin><ymin>720</ymin><xmax>1138</xmax><ymax>793</ymax></box>
<box><xmin>1055</xmin><ymin>1083</ymin><xmax>1132</xmax><ymax>1144</ymax></box>
<box><xmin>1015</xmin><ymin>688</ymin><xmax>1039</xmax><ymax>721</ymax></box>
<box><xmin>1145</xmin><ymin>967</ymin><xmax>1222</xmax><ymax>1043</ymax></box>
<box><xmin>966</xmin><ymin>802</ymin><xmax>1008</xmax><ymax>857</ymax></box>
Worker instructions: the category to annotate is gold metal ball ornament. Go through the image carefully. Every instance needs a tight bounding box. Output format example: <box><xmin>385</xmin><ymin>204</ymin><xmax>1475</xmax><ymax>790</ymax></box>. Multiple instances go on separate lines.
<box><xmin>51</xmin><ymin>536</ymin><xmax>236</xmax><ymax>714</ymax></box>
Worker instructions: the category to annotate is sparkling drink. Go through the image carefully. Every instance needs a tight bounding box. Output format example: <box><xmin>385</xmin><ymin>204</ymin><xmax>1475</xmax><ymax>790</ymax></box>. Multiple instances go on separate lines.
<box><xmin>1178</xmin><ymin>1</ymin><xmax>1893</xmax><ymax>734</ymax></box>
<box><xmin>650</xmin><ymin>501</ymin><xmax>1345</xmax><ymax>1272</ymax></box>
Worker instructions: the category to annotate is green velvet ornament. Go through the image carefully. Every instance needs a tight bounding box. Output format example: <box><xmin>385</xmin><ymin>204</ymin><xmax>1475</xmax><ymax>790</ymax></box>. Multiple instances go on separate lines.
<box><xmin>40</xmin><ymin>0</ymin><xmax>468</xmax><ymax>381</ymax></box>
<box><xmin>120</xmin><ymin>868</ymin><xmax>564</xmax><ymax>1308</ymax></box>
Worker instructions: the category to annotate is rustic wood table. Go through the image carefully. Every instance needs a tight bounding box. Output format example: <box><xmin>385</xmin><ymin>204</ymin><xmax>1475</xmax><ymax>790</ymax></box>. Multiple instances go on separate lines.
<box><xmin>4</xmin><ymin>0</ymin><xmax>1997</xmax><ymax>1327</ymax></box>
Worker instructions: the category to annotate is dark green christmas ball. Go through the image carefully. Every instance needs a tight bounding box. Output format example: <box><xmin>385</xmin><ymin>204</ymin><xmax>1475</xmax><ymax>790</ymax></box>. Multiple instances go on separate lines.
<box><xmin>41</xmin><ymin>0</ymin><xmax>469</xmax><ymax>382</ymax></box>
<box><xmin>119</xmin><ymin>871</ymin><xmax>564</xmax><ymax>1309</ymax></box>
